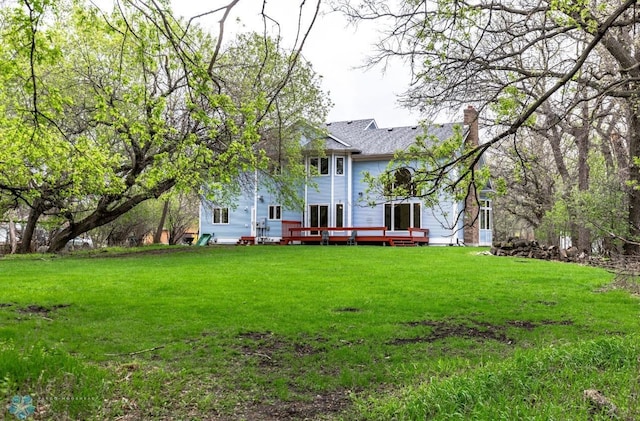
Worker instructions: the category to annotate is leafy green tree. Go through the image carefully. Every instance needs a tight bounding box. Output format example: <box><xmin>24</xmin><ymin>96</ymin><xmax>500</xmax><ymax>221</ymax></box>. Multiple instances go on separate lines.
<box><xmin>489</xmin><ymin>129</ymin><xmax>557</xmax><ymax>242</ymax></box>
<box><xmin>209</xmin><ymin>32</ymin><xmax>331</xmax><ymax>210</ymax></box>
<box><xmin>336</xmin><ymin>0</ymin><xmax>640</xmax><ymax>253</ymax></box>
<box><xmin>0</xmin><ymin>0</ymin><xmax>327</xmax><ymax>253</ymax></box>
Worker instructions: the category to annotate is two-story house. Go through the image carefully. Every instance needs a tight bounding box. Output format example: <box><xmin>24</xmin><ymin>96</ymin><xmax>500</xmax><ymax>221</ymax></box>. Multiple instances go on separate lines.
<box><xmin>198</xmin><ymin>106</ymin><xmax>492</xmax><ymax>246</ymax></box>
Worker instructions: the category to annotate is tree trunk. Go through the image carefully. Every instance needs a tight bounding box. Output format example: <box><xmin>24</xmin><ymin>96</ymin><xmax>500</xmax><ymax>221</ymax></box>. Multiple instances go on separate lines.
<box><xmin>624</xmin><ymin>101</ymin><xmax>640</xmax><ymax>254</ymax></box>
<box><xmin>47</xmin><ymin>179</ymin><xmax>176</xmax><ymax>253</ymax></box>
<box><xmin>547</xmin><ymin>124</ymin><xmax>571</xmax><ymax>186</ymax></box>
<box><xmin>18</xmin><ymin>201</ymin><xmax>44</xmax><ymax>254</ymax></box>
<box><xmin>575</xmin><ymin>103</ymin><xmax>591</xmax><ymax>254</ymax></box>
<box><xmin>547</xmin><ymin>121</ymin><xmax>578</xmax><ymax>246</ymax></box>
<box><xmin>154</xmin><ymin>200</ymin><xmax>169</xmax><ymax>244</ymax></box>
<box><xmin>576</xmin><ymin>151</ymin><xmax>591</xmax><ymax>252</ymax></box>
<box><xmin>8</xmin><ymin>218</ymin><xmax>17</xmax><ymax>254</ymax></box>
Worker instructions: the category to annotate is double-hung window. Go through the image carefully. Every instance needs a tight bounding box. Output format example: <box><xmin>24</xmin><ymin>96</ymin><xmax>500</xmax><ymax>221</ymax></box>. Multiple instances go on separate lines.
<box><xmin>268</xmin><ymin>205</ymin><xmax>282</xmax><ymax>220</ymax></box>
<box><xmin>309</xmin><ymin>157</ymin><xmax>329</xmax><ymax>175</ymax></box>
<box><xmin>212</xmin><ymin>207</ymin><xmax>229</xmax><ymax>224</ymax></box>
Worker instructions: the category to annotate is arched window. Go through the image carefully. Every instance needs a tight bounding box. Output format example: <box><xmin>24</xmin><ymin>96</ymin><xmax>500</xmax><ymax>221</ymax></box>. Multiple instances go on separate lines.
<box><xmin>395</xmin><ymin>168</ymin><xmax>413</xmax><ymax>194</ymax></box>
<box><xmin>385</xmin><ymin>168</ymin><xmax>415</xmax><ymax>197</ymax></box>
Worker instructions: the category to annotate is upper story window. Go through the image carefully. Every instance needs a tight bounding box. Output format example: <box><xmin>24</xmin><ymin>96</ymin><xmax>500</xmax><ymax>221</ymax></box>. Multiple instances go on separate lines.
<box><xmin>385</xmin><ymin>168</ymin><xmax>416</xmax><ymax>197</ymax></box>
<box><xmin>212</xmin><ymin>207</ymin><xmax>229</xmax><ymax>224</ymax></box>
<box><xmin>335</xmin><ymin>157</ymin><xmax>344</xmax><ymax>175</ymax></box>
<box><xmin>309</xmin><ymin>157</ymin><xmax>329</xmax><ymax>175</ymax></box>
<box><xmin>268</xmin><ymin>205</ymin><xmax>282</xmax><ymax>220</ymax></box>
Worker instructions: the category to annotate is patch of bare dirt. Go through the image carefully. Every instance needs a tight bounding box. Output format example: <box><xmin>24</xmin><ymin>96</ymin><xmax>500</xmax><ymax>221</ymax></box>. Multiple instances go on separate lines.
<box><xmin>188</xmin><ymin>332</ymin><xmax>349</xmax><ymax>420</ymax></box>
<box><xmin>389</xmin><ymin>318</ymin><xmax>574</xmax><ymax>345</ymax></box>
<box><xmin>17</xmin><ymin>303</ymin><xmax>70</xmax><ymax>316</ymax></box>
<box><xmin>236</xmin><ymin>332</ymin><xmax>286</xmax><ymax>363</ymax></box>
<box><xmin>235</xmin><ymin>332</ymin><xmax>321</xmax><ymax>366</ymax></box>
<box><xmin>390</xmin><ymin>319</ymin><xmax>511</xmax><ymax>345</ymax></box>
<box><xmin>230</xmin><ymin>390</ymin><xmax>352</xmax><ymax>421</ymax></box>
<box><xmin>333</xmin><ymin>307</ymin><xmax>361</xmax><ymax>313</ymax></box>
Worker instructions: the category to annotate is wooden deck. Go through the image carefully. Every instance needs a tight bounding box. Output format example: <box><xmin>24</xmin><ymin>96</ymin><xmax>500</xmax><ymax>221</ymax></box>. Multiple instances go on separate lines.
<box><xmin>237</xmin><ymin>236</ymin><xmax>255</xmax><ymax>245</ymax></box>
<box><xmin>279</xmin><ymin>222</ymin><xmax>429</xmax><ymax>246</ymax></box>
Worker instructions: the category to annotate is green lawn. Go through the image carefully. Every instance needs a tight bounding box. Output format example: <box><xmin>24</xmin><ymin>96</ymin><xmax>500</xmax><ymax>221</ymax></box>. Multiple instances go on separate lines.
<box><xmin>0</xmin><ymin>246</ymin><xmax>638</xmax><ymax>420</ymax></box>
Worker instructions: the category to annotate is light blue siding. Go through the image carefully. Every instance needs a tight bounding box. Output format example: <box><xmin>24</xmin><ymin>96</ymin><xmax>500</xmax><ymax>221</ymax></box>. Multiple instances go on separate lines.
<box><xmin>307</xmin><ymin>153</ymin><xmax>352</xmax><ymax>227</ymax></box>
<box><xmin>306</xmin><ymin>177</ymin><xmax>332</xmax><ymax>204</ymax></box>
<box><xmin>199</xmin><ymin>177</ymin><xmax>303</xmax><ymax>244</ymax></box>
<box><xmin>200</xmin><ymin>191</ymin><xmax>253</xmax><ymax>244</ymax></box>
<box><xmin>351</xmin><ymin>160</ymin><xmax>388</xmax><ymax>227</ymax></box>
<box><xmin>423</xmin><ymin>206</ymin><xmax>461</xmax><ymax>245</ymax></box>
<box><xmin>199</xmin><ymin>152</ymin><xmax>490</xmax><ymax>245</ymax></box>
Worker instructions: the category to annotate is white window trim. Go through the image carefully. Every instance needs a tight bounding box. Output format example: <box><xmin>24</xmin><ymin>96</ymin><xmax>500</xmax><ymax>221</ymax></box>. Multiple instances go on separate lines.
<box><xmin>212</xmin><ymin>207</ymin><xmax>229</xmax><ymax>225</ymax></box>
<box><xmin>480</xmin><ymin>200</ymin><xmax>492</xmax><ymax>231</ymax></box>
<box><xmin>268</xmin><ymin>204</ymin><xmax>282</xmax><ymax>221</ymax></box>
<box><xmin>335</xmin><ymin>156</ymin><xmax>345</xmax><ymax>176</ymax></box>
<box><xmin>309</xmin><ymin>157</ymin><xmax>329</xmax><ymax>176</ymax></box>
<box><xmin>384</xmin><ymin>201</ymin><xmax>421</xmax><ymax>231</ymax></box>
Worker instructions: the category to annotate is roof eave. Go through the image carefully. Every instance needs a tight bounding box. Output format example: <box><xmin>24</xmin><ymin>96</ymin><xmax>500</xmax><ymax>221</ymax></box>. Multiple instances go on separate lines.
<box><xmin>352</xmin><ymin>153</ymin><xmax>395</xmax><ymax>161</ymax></box>
<box><xmin>327</xmin><ymin>134</ymin><xmax>352</xmax><ymax>148</ymax></box>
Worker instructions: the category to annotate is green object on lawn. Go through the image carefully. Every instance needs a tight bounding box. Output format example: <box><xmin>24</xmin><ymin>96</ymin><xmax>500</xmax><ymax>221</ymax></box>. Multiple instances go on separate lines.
<box><xmin>196</xmin><ymin>233</ymin><xmax>211</xmax><ymax>246</ymax></box>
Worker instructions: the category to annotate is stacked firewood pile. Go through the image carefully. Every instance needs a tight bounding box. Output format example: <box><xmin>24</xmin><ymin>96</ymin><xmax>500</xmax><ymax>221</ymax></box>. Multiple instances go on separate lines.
<box><xmin>490</xmin><ymin>238</ymin><xmax>585</xmax><ymax>262</ymax></box>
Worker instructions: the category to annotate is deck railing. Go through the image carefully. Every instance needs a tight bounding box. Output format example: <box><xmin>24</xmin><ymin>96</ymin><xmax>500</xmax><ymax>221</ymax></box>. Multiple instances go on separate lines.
<box><xmin>286</xmin><ymin>226</ymin><xmax>387</xmax><ymax>237</ymax></box>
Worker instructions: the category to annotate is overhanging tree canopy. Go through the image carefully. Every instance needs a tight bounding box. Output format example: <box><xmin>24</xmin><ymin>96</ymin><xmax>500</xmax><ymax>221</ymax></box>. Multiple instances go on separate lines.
<box><xmin>336</xmin><ymin>0</ymin><xmax>640</xmax><ymax>253</ymax></box>
<box><xmin>0</xmin><ymin>0</ymin><xmax>328</xmax><ymax>252</ymax></box>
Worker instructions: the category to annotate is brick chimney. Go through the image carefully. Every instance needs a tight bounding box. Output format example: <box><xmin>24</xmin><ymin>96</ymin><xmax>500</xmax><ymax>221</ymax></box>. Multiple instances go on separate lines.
<box><xmin>463</xmin><ymin>105</ymin><xmax>480</xmax><ymax>246</ymax></box>
<box><xmin>463</xmin><ymin>105</ymin><xmax>479</xmax><ymax>148</ymax></box>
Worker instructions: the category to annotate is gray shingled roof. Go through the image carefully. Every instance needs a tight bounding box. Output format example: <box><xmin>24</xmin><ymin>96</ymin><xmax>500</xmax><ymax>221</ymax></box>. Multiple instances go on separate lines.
<box><xmin>325</xmin><ymin>119</ymin><xmax>464</xmax><ymax>156</ymax></box>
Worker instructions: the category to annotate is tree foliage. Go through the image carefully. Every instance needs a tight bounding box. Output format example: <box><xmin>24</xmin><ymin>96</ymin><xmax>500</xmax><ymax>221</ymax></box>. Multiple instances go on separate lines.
<box><xmin>336</xmin><ymin>0</ymin><xmax>640</xmax><ymax>253</ymax></box>
<box><xmin>0</xmin><ymin>0</ymin><xmax>328</xmax><ymax>252</ymax></box>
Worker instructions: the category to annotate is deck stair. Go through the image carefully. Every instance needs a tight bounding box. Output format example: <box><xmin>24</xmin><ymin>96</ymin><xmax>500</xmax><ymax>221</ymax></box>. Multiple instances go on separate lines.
<box><xmin>237</xmin><ymin>236</ymin><xmax>255</xmax><ymax>245</ymax></box>
<box><xmin>391</xmin><ymin>239</ymin><xmax>416</xmax><ymax>247</ymax></box>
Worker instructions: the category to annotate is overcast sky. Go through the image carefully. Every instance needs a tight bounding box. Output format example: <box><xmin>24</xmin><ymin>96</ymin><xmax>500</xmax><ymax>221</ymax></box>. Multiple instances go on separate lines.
<box><xmin>174</xmin><ymin>1</ymin><xmax>423</xmax><ymax>128</ymax></box>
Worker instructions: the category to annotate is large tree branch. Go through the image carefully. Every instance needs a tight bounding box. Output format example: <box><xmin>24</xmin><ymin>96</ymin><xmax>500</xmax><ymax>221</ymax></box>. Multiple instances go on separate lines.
<box><xmin>256</xmin><ymin>1</ymin><xmax>322</xmax><ymax>124</ymax></box>
<box><xmin>208</xmin><ymin>0</ymin><xmax>241</xmax><ymax>77</ymax></box>
<box><xmin>471</xmin><ymin>0</ymin><xmax>638</xmax><ymax>157</ymax></box>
